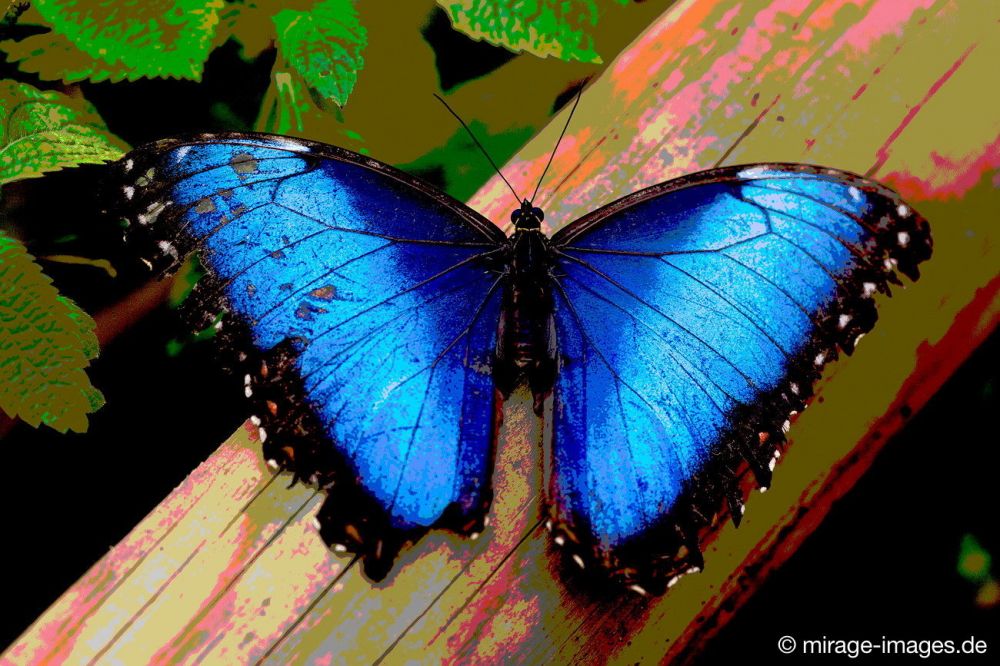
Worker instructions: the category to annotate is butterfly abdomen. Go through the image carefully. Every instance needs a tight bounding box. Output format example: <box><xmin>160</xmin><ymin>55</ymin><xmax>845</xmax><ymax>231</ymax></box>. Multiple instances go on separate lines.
<box><xmin>494</xmin><ymin>229</ymin><xmax>557</xmax><ymax>412</ymax></box>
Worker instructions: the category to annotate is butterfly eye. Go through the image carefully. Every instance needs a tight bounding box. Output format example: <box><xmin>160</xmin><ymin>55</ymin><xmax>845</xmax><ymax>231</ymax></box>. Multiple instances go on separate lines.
<box><xmin>532</xmin><ymin>207</ymin><xmax>544</xmax><ymax>221</ymax></box>
<box><xmin>510</xmin><ymin>209</ymin><xmax>522</xmax><ymax>223</ymax></box>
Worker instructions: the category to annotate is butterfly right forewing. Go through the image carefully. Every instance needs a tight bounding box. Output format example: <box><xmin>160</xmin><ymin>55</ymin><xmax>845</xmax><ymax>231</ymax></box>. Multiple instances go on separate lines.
<box><xmin>544</xmin><ymin>164</ymin><xmax>931</xmax><ymax>592</ymax></box>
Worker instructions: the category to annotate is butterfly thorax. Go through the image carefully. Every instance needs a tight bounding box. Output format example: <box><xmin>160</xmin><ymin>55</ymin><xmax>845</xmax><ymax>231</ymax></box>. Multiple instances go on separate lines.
<box><xmin>494</xmin><ymin>211</ymin><xmax>558</xmax><ymax>414</ymax></box>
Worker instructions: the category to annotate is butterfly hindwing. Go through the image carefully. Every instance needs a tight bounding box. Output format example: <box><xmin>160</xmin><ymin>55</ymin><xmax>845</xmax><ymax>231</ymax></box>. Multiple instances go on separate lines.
<box><xmin>113</xmin><ymin>134</ymin><xmax>507</xmax><ymax>578</ymax></box>
<box><xmin>547</xmin><ymin>164</ymin><xmax>931</xmax><ymax>591</ymax></box>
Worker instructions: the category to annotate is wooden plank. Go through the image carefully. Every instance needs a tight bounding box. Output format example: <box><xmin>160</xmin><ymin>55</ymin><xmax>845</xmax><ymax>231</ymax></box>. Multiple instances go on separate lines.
<box><xmin>2</xmin><ymin>429</ymin><xmax>268</xmax><ymax>665</ymax></box>
<box><xmin>4</xmin><ymin>0</ymin><xmax>998</xmax><ymax>663</ymax></box>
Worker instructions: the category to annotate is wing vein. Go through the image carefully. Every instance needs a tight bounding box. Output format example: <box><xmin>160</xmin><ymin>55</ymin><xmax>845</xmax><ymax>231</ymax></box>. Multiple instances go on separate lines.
<box><xmin>555</xmin><ymin>248</ymin><xmax>778</xmax><ymax>377</ymax></box>
<box><xmin>386</xmin><ymin>278</ymin><xmax>503</xmax><ymax>514</ymax></box>
<box><xmin>553</xmin><ymin>278</ymin><xmax>690</xmax><ymax>480</ymax></box>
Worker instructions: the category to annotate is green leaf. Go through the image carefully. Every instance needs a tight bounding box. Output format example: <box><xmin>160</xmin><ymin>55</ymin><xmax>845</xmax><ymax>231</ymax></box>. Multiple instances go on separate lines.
<box><xmin>255</xmin><ymin>55</ymin><xmax>365</xmax><ymax>152</ymax></box>
<box><xmin>0</xmin><ymin>231</ymin><xmax>104</xmax><ymax>433</ymax></box>
<box><xmin>438</xmin><ymin>0</ymin><xmax>606</xmax><ymax>64</ymax></box>
<box><xmin>224</xmin><ymin>0</ymin><xmax>313</xmax><ymax>62</ymax></box>
<box><xmin>2</xmin><ymin>0</ymin><xmax>30</xmax><ymax>25</ymax></box>
<box><xmin>398</xmin><ymin>120</ymin><xmax>534</xmax><ymax>201</ymax></box>
<box><xmin>0</xmin><ymin>79</ymin><xmax>128</xmax><ymax>185</ymax></box>
<box><xmin>273</xmin><ymin>0</ymin><xmax>367</xmax><ymax>107</ymax></box>
<box><xmin>267</xmin><ymin>65</ymin><xmax>312</xmax><ymax>134</ymax></box>
<box><xmin>28</xmin><ymin>0</ymin><xmax>225</xmax><ymax>80</ymax></box>
<box><xmin>958</xmin><ymin>534</ymin><xmax>992</xmax><ymax>583</ymax></box>
<box><xmin>1</xmin><ymin>28</ymin><xmax>138</xmax><ymax>83</ymax></box>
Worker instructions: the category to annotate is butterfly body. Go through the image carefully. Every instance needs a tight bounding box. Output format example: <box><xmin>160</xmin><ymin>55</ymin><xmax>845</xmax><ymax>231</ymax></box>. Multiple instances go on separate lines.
<box><xmin>494</xmin><ymin>204</ymin><xmax>558</xmax><ymax>409</ymax></box>
<box><xmin>111</xmin><ymin>133</ymin><xmax>931</xmax><ymax>593</ymax></box>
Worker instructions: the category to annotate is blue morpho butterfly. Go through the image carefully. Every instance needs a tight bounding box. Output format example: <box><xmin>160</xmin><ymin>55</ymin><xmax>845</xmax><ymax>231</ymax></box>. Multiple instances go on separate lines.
<box><xmin>110</xmin><ymin>97</ymin><xmax>930</xmax><ymax>594</ymax></box>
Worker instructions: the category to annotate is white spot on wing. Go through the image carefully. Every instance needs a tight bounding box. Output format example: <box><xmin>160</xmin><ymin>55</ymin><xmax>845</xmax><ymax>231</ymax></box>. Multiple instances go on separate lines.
<box><xmin>838</xmin><ymin>314</ymin><xmax>853</xmax><ymax>329</ymax></box>
<box><xmin>174</xmin><ymin>146</ymin><xmax>192</xmax><ymax>162</ymax></box>
<box><xmin>157</xmin><ymin>240</ymin><xmax>178</xmax><ymax>260</ymax></box>
<box><xmin>123</xmin><ymin>185</ymin><xmax>134</xmax><ymax>199</ymax></box>
<box><xmin>897</xmin><ymin>203</ymin><xmax>910</xmax><ymax>217</ymax></box>
<box><xmin>267</xmin><ymin>137</ymin><xmax>311</xmax><ymax>152</ymax></box>
<box><xmin>124</xmin><ymin>158</ymin><xmax>134</xmax><ymax>172</ymax></box>
<box><xmin>739</xmin><ymin>166</ymin><xmax>768</xmax><ymax>179</ymax></box>
<box><xmin>144</xmin><ymin>201</ymin><xmax>168</xmax><ymax>225</ymax></box>
<box><xmin>897</xmin><ymin>231</ymin><xmax>910</xmax><ymax>247</ymax></box>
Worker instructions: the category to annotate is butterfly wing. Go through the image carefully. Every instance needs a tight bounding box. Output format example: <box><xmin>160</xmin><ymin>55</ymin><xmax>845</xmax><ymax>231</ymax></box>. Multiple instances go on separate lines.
<box><xmin>547</xmin><ymin>164</ymin><xmax>931</xmax><ymax>591</ymax></box>
<box><xmin>112</xmin><ymin>133</ymin><xmax>507</xmax><ymax>579</ymax></box>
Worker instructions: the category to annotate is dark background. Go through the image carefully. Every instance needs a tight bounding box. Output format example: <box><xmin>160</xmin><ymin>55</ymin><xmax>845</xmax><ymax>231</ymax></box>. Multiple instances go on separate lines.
<box><xmin>1</xmin><ymin>8</ymin><xmax>998</xmax><ymax>661</ymax></box>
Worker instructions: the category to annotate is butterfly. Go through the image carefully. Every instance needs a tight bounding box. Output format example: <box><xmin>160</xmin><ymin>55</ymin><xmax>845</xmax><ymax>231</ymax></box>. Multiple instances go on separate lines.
<box><xmin>110</xmin><ymin>117</ymin><xmax>930</xmax><ymax>594</ymax></box>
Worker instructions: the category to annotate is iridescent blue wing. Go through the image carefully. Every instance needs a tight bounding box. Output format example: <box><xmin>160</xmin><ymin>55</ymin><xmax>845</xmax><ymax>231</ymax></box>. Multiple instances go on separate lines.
<box><xmin>547</xmin><ymin>164</ymin><xmax>931</xmax><ymax>592</ymax></box>
<box><xmin>111</xmin><ymin>133</ymin><xmax>507</xmax><ymax>579</ymax></box>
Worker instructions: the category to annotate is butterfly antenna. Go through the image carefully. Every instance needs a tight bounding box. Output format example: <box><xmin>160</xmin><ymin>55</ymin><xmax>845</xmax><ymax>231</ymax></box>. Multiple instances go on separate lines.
<box><xmin>530</xmin><ymin>86</ymin><xmax>584</xmax><ymax>204</ymax></box>
<box><xmin>433</xmin><ymin>93</ymin><xmax>522</xmax><ymax>203</ymax></box>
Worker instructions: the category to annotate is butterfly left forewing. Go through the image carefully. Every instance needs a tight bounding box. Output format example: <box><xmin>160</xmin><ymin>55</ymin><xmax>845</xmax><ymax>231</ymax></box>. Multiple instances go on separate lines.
<box><xmin>546</xmin><ymin>164</ymin><xmax>931</xmax><ymax>593</ymax></box>
<box><xmin>111</xmin><ymin>133</ymin><xmax>507</xmax><ymax>579</ymax></box>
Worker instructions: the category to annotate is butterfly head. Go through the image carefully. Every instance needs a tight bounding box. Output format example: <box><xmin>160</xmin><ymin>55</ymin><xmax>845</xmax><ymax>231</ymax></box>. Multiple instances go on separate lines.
<box><xmin>511</xmin><ymin>200</ymin><xmax>544</xmax><ymax>230</ymax></box>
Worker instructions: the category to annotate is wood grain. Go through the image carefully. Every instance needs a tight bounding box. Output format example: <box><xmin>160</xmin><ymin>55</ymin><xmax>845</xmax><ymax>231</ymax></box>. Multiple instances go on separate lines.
<box><xmin>4</xmin><ymin>0</ymin><xmax>998</xmax><ymax>663</ymax></box>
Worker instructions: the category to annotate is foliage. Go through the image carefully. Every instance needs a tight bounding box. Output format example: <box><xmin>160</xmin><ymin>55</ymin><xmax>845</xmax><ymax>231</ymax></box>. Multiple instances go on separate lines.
<box><xmin>0</xmin><ymin>231</ymin><xmax>105</xmax><ymax>432</ymax></box>
<box><xmin>3</xmin><ymin>0</ymin><xmax>624</xmax><ymax>106</ymax></box>
<box><xmin>958</xmin><ymin>534</ymin><xmax>992</xmax><ymax>583</ymax></box>
<box><xmin>272</xmin><ymin>0</ymin><xmax>366</xmax><ymax>108</ymax></box>
<box><xmin>0</xmin><ymin>78</ymin><xmax>119</xmax><ymax>432</ymax></box>
<box><xmin>1</xmin><ymin>0</ymin><xmax>367</xmax><ymax>107</ymax></box>
<box><xmin>1</xmin><ymin>1</ymin><xmax>225</xmax><ymax>81</ymax></box>
<box><xmin>438</xmin><ymin>0</ymin><xmax>626</xmax><ymax>64</ymax></box>
<box><xmin>0</xmin><ymin>79</ymin><xmax>127</xmax><ymax>184</ymax></box>
<box><xmin>399</xmin><ymin>119</ymin><xmax>533</xmax><ymax>202</ymax></box>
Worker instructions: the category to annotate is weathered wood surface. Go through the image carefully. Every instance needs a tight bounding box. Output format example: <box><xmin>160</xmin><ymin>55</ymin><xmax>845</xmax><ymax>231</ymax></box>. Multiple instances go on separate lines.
<box><xmin>4</xmin><ymin>0</ymin><xmax>999</xmax><ymax>663</ymax></box>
